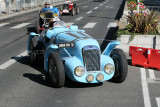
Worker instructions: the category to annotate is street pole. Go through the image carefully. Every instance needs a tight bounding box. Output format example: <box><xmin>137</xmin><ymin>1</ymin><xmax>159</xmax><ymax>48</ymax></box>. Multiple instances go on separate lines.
<box><xmin>9</xmin><ymin>0</ymin><xmax>11</xmax><ymax>13</ymax></box>
<box><xmin>137</xmin><ymin>0</ymin><xmax>139</xmax><ymax>12</ymax></box>
<box><xmin>0</xmin><ymin>3</ymin><xmax>1</xmax><ymax>14</ymax></box>
<box><xmin>31</xmin><ymin>0</ymin><xmax>32</xmax><ymax>8</ymax></box>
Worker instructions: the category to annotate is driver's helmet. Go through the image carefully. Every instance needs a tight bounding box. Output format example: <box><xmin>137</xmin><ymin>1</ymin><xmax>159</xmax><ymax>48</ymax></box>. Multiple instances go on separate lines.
<box><xmin>45</xmin><ymin>2</ymin><xmax>50</xmax><ymax>8</ymax></box>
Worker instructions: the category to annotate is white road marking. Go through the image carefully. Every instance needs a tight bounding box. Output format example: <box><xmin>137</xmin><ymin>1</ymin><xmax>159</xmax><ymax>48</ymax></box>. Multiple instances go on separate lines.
<box><xmin>147</xmin><ymin>78</ymin><xmax>160</xmax><ymax>83</ymax></box>
<box><xmin>149</xmin><ymin>69</ymin><xmax>156</xmax><ymax>79</ymax></box>
<box><xmin>141</xmin><ymin>68</ymin><xmax>151</xmax><ymax>107</ymax></box>
<box><xmin>66</xmin><ymin>23</ymin><xmax>74</xmax><ymax>26</ymax></box>
<box><xmin>0</xmin><ymin>23</ymin><xmax>9</xmax><ymax>27</ymax></box>
<box><xmin>11</xmin><ymin>23</ymin><xmax>30</xmax><ymax>29</ymax></box>
<box><xmin>156</xmin><ymin>97</ymin><xmax>160</xmax><ymax>107</ymax></box>
<box><xmin>86</xmin><ymin>11</ymin><xmax>93</xmax><ymax>14</ymax></box>
<box><xmin>94</xmin><ymin>7</ymin><xmax>99</xmax><ymax>9</ymax></box>
<box><xmin>83</xmin><ymin>6</ymin><xmax>88</xmax><ymax>8</ymax></box>
<box><xmin>106</xmin><ymin>6</ymin><xmax>109</xmax><ymax>8</ymax></box>
<box><xmin>99</xmin><ymin>4</ymin><xmax>103</xmax><ymax>6</ymax></box>
<box><xmin>83</xmin><ymin>23</ymin><xmax>96</xmax><ymax>28</ymax></box>
<box><xmin>76</xmin><ymin>17</ymin><xmax>83</xmax><ymax>21</ymax></box>
<box><xmin>107</xmin><ymin>22</ymin><xmax>118</xmax><ymax>28</ymax></box>
<box><xmin>0</xmin><ymin>51</ymin><xmax>27</xmax><ymax>69</ymax></box>
<box><xmin>109</xmin><ymin>6</ymin><xmax>114</xmax><ymax>8</ymax></box>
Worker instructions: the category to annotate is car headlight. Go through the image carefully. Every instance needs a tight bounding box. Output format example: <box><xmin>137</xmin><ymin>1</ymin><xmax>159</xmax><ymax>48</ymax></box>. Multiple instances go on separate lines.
<box><xmin>104</xmin><ymin>64</ymin><xmax>114</xmax><ymax>75</ymax></box>
<box><xmin>40</xmin><ymin>13</ymin><xmax>45</xmax><ymax>19</ymax></box>
<box><xmin>97</xmin><ymin>74</ymin><xmax>104</xmax><ymax>82</ymax></box>
<box><xmin>53</xmin><ymin>13</ymin><xmax>58</xmax><ymax>18</ymax></box>
<box><xmin>74</xmin><ymin>66</ymin><xmax>85</xmax><ymax>77</ymax></box>
<box><xmin>86</xmin><ymin>74</ymin><xmax>94</xmax><ymax>82</ymax></box>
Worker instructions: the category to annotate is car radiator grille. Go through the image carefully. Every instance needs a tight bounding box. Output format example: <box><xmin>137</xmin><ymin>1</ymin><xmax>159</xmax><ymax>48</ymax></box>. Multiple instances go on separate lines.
<box><xmin>83</xmin><ymin>49</ymin><xmax>100</xmax><ymax>72</ymax></box>
<box><xmin>45</xmin><ymin>12</ymin><xmax>53</xmax><ymax>23</ymax></box>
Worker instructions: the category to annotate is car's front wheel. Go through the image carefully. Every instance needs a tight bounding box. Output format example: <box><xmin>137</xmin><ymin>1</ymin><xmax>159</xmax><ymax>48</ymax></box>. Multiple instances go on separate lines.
<box><xmin>110</xmin><ymin>48</ymin><xmax>128</xmax><ymax>83</ymax></box>
<box><xmin>48</xmin><ymin>53</ymin><xmax>65</xmax><ymax>88</ymax></box>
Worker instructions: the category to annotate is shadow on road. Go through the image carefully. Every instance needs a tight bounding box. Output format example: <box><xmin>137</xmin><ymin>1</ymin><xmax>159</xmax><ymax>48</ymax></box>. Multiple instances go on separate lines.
<box><xmin>100</xmin><ymin>0</ymin><xmax>126</xmax><ymax>51</ymax></box>
<box><xmin>13</xmin><ymin>55</ymin><xmax>103</xmax><ymax>88</ymax></box>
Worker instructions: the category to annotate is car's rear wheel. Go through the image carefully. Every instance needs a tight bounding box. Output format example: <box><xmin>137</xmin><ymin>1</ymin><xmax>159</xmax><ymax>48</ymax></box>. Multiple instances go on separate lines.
<box><xmin>76</xmin><ymin>6</ymin><xmax>79</xmax><ymax>14</ymax></box>
<box><xmin>110</xmin><ymin>48</ymin><xmax>128</xmax><ymax>83</ymax></box>
<box><xmin>48</xmin><ymin>53</ymin><xmax>65</xmax><ymax>88</ymax></box>
<box><xmin>29</xmin><ymin>37</ymin><xmax>39</xmax><ymax>64</ymax></box>
<box><xmin>71</xmin><ymin>7</ymin><xmax>75</xmax><ymax>16</ymax></box>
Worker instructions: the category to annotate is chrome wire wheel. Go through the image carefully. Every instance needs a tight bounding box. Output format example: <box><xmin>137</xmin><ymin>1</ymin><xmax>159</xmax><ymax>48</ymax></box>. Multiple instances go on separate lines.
<box><xmin>49</xmin><ymin>59</ymin><xmax>58</xmax><ymax>83</ymax></box>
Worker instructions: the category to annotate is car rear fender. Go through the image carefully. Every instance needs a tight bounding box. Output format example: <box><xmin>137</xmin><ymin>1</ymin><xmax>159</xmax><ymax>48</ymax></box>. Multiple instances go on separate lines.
<box><xmin>44</xmin><ymin>44</ymin><xmax>59</xmax><ymax>72</ymax></box>
<box><xmin>27</xmin><ymin>32</ymin><xmax>40</xmax><ymax>54</ymax></box>
<box><xmin>102</xmin><ymin>41</ymin><xmax>121</xmax><ymax>56</ymax></box>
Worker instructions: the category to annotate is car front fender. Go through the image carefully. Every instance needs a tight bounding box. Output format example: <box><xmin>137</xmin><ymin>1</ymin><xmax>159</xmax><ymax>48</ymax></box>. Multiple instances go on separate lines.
<box><xmin>44</xmin><ymin>45</ymin><xmax>59</xmax><ymax>72</ymax></box>
<box><xmin>27</xmin><ymin>32</ymin><xmax>40</xmax><ymax>54</ymax></box>
<box><xmin>102</xmin><ymin>41</ymin><xmax>121</xmax><ymax>56</ymax></box>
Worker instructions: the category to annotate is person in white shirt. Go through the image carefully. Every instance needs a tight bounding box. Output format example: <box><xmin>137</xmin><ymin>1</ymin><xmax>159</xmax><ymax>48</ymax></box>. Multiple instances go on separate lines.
<box><xmin>65</xmin><ymin>0</ymin><xmax>71</xmax><ymax>4</ymax></box>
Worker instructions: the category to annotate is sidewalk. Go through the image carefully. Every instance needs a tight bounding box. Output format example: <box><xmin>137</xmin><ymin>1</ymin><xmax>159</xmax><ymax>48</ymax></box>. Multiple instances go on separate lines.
<box><xmin>0</xmin><ymin>1</ymin><xmax>76</xmax><ymax>20</ymax></box>
<box><xmin>117</xmin><ymin>0</ymin><xmax>160</xmax><ymax>57</ymax></box>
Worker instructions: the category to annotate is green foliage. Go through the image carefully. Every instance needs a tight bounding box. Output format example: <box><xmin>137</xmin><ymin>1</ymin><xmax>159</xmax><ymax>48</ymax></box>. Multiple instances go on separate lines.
<box><xmin>126</xmin><ymin>0</ymin><xmax>144</xmax><ymax>2</ymax></box>
<box><xmin>126</xmin><ymin>10</ymin><xmax>160</xmax><ymax>34</ymax></box>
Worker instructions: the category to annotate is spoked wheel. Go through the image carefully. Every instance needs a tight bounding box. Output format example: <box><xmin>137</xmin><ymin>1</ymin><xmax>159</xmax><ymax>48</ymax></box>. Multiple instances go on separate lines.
<box><xmin>71</xmin><ymin>7</ymin><xmax>75</xmax><ymax>16</ymax></box>
<box><xmin>110</xmin><ymin>48</ymin><xmax>128</xmax><ymax>83</ymax></box>
<box><xmin>48</xmin><ymin>53</ymin><xmax>65</xmax><ymax>88</ymax></box>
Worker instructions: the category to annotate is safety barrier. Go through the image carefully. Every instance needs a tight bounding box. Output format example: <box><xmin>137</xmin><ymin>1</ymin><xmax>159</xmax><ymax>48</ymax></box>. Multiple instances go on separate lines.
<box><xmin>0</xmin><ymin>0</ymin><xmax>65</xmax><ymax>14</ymax></box>
<box><xmin>149</xmin><ymin>49</ymin><xmax>160</xmax><ymax>70</ymax></box>
<box><xmin>129</xmin><ymin>46</ymin><xmax>160</xmax><ymax>70</ymax></box>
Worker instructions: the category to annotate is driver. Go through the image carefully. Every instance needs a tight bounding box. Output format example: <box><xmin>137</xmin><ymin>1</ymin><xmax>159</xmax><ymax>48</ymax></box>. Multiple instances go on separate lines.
<box><xmin>65</xmin><ymin>0</ymin><xmax>71</xmax><ymax>4</ymax></box>
<box><xmin>41</xmin><ymin>2</ymin><xmax>62</xmax><ymax>15</ymax></box>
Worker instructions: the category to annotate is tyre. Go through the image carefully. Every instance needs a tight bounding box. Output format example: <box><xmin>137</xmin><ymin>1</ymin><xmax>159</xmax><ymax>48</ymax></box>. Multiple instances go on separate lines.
<box><xmin>110</xmin><ymin>48</ymin><xmax>128</xmax><ymax>83</ymax></box>
<box><xmin>35</xmin><ymin>20</ymin><xmax>40</xmax><ymax>34</ymax></box>
<box><xmin>71</xmin><ymin>7</ymin><xmax>75</xmax><ymax>16</ymax></box>
<box><xmin>48</xmin><ymin>53</ymin><xmax>65</xmax><ymax>88</ymax></box>
<box><xmin>29</xmin><ymin>37</ymin><xmax>39</xmax><ymax>64</ymax></box>
<box><xmin>76</xmin><ymin>6</ymin><xmax>79</xmax><ymax>14</ymax></box>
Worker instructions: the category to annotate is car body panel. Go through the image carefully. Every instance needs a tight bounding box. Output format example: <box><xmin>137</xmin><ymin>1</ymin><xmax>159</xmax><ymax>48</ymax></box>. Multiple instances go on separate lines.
<box><xmin>28</xmin><ymin>24</ymin><xmax>120</xmax><ymax>83</ymax></box>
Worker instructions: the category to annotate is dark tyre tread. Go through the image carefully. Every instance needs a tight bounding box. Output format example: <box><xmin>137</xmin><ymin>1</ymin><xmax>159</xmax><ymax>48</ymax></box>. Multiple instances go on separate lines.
<box><xmin>72</xmin><ymin>7</ymin><xmax>75</xmax><ymax>16</ymax></box>
<box><xmin>29</xmin><ymin>37</ymin><xmax>39</xmax><ymax>65</ymax></box>
<box><xmin>76</xmin><ymin>6</ymin><xmax>79</xmax><ymax>14</ymax></box>
<box><xmin>110</xmin><ymin>48</ymin><xmax>128</xmax><ymax>83</ymax></box>
<box><xmin>48</xmin><ymin>53</ymin><xmax>65</xmax><ymax>88</ymax></box>
<box><xmin>35</xmin><ymin>20</ymin><xmax>40</xmax><ymax>34</ymax></box>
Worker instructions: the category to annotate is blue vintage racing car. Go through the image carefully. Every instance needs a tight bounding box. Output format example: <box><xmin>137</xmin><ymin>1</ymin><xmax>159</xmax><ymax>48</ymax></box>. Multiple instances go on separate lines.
<box><xmin>27</xmin><ymin>21</ymin><xmax>128</xmax><ymax>88</ymax></box>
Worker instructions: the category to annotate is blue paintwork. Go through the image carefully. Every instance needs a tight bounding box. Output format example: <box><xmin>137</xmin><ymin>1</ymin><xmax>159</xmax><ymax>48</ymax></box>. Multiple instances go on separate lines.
<box><xmin>42</xmin><ymin>7</ymin><xmax>60</xmax><ymax>16</ymax></box>
<box><xmin>27</xmin><ymin>32</ymin><xmax>40</xmax><ymax>54</ymax></box>
<box><xmin>27</xmin><ymin>24</ymin><xmax>121</xmax><ymax>83</ymax></box>
<box><xmin>102</xmin><ymin>41</ymin><xmax>121</xmax><ymax>56</ymax></box>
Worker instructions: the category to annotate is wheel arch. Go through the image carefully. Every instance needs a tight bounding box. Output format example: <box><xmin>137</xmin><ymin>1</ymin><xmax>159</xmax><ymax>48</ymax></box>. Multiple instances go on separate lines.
<box><xmin>44</xmin><ymin>45</ymin><xmax>59</xmax><ymax>72</ymax></box>
<box><xmin>102</xmin><ymin>41</ymin><xmax>121</xmax><ymax>56</ymax></box>
<box><xmin>27</xmin><ymin>32</ymin><xmax>40</xmax><ymax>54</ymax></box>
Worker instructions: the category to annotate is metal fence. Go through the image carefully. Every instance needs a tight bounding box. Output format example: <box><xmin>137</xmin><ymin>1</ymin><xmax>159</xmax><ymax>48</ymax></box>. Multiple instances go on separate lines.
<box><xmin>0</xmin><ymin>0</ymin><xmax>64</xmax><ymax>14</ymax></box>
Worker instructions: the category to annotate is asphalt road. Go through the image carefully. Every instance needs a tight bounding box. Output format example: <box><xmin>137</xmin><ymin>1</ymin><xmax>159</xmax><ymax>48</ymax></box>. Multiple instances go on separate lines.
<box><xmin>0</xmin><ymin>0</ymin><xmax>160</xmax><ymax>107</ymax></box>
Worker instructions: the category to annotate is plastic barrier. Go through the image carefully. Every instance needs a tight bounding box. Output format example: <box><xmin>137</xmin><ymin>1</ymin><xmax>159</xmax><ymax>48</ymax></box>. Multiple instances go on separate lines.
<box><xmin>148</xmin><ymin>49</ymin><xmax>160</xmax><ymax>70</ymax></box>
<box><xmin>129</xmin><ymin>46</ymin><xmax>160</xmax><ymax>70</ymax></box>
<box><xmin>129</xmin><ymin>46</ymin><xmax>149</xmax><ymax>68</ymax></box>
